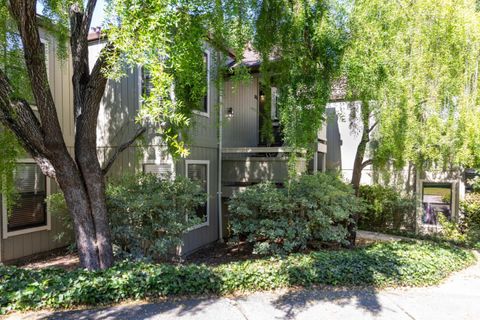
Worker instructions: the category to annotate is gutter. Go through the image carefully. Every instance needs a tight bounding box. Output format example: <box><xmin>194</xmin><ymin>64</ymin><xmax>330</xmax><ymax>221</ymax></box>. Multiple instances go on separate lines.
<box><xmin>217</xmin><ymin>53</ymin><xmax>224</xmax><ymax>242</ymax></box>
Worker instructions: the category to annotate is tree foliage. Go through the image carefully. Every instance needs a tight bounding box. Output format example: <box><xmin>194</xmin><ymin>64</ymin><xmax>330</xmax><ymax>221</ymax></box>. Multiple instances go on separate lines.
<box><xmin>343</xmin><ymin>0</ymin><xmax>480</xmax><ymax>173</ymax></box>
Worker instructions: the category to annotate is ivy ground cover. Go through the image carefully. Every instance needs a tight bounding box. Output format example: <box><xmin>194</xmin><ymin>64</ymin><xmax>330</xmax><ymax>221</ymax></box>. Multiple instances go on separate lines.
<box><xmin>0</xmin><ymin>241</ymin><xmax>475</xmax><ymax>314</ymax></box>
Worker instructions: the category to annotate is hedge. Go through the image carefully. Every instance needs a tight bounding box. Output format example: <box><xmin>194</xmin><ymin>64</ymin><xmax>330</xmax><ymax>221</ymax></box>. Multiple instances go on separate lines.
<box><xmin>0</xmin><ymin>241</ymin><xmax>476</xmax><ymax>314</ymax></box>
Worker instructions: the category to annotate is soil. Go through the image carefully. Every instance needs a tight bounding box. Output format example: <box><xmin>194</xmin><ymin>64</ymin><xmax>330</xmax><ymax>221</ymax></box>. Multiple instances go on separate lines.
<box><xmin>8</xmin><ymin>247</ymin><xmax>80</xmax><ymax>271</ymax></box>
<box><xmin>6</xmin><ymin>232</ymin><xmax>383</xmax><ymax>271</ymax></box>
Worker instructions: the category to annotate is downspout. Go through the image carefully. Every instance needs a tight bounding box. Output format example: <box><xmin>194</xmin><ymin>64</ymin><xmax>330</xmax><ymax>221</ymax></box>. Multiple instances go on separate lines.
<box><xmin>217</xmin><ymin>54</ymin><xmax>224</xmax><ymax>243</ymax></box>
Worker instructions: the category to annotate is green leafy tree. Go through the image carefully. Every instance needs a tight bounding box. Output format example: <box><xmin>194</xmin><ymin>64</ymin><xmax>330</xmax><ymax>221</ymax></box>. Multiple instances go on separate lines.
<box><xmin>343</xmin><ymin>0</ymin><xmax>480</xmax><ymax>192</ymax></box>
<box><xmin>0</xmin><ymin>0</ymin><xmax>250</xmax><ymax>270</ymax></box>
<box><xmin>342</xmin><ymin>0</ymin><xmax>480</xmax><ymax>243</ymax></box>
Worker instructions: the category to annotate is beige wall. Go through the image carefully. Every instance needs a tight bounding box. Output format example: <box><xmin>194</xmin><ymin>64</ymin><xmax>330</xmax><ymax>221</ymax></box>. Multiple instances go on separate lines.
<box><xmin>0</xmin><ymin>29</ymin><xmax>76</xmax><ymax>262</ymax></box>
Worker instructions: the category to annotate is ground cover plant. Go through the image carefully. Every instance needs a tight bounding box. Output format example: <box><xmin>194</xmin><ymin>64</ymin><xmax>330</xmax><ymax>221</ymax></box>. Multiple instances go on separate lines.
<box><xmin>0</xmin><ymin>241</ymin><xmax>475</xmax><ymax>314</ymax></box>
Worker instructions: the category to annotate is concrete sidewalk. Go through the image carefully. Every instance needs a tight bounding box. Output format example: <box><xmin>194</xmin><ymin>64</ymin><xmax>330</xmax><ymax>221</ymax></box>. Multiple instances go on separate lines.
<box><xmin>6</xmin><ymin>253</ymin><xmax>480</xmax><ymax>320</ymax></box>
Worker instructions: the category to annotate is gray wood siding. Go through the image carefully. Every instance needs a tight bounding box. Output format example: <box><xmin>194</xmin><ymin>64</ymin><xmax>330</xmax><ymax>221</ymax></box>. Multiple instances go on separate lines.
<box><xmin>40</xmin><ymin>28</ymin><xmax>75</xmax><ymax>147</ymax></box>
<box><xmin>0</xmin><ymin>177</ymin><xmax>73</xmax><ymax>262</ymax></box>
<box><xmin>175</xmin><ymin>146</ymin><xmax>219</xmax><ymax>254</ymax></box>
<box><xmin>89</xmin><ymin>42</ymin><xmax>221</xmax><ymax>255</ymax></box>
<box><xmin>223</xmin><ymin>76</ymin><xmax>259</xmax><ymax>148</ymax></box>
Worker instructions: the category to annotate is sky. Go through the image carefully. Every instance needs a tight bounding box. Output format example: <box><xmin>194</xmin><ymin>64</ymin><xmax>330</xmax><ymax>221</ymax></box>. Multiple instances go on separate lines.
<box><xmin>37</xmin><ymin>0</ymin><xmax>107</xmax><ymax>30</ymax></box>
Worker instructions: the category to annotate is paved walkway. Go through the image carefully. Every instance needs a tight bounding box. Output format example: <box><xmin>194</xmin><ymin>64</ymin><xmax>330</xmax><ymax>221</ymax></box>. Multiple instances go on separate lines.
<box><xmin>7</xmin><ymin>252</ymin><xmax>480</xmax><ymax>320</ymax></box>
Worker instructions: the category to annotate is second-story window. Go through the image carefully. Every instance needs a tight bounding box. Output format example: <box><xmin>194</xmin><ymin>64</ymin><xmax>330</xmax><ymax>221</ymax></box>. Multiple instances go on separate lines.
<box><xmin>193</xmin><ymin>51</ymin><xmax>210</xmax><ymax>116</ymax></box>
<box><xmin>141</xmin><ymin>67</ymin><xmax>153</xmax><ymax>98</ymax></box>
<box><xmin>1</xmin><ymin>32</ymin><xmax>49</xmax><ymax>107</ymax></box>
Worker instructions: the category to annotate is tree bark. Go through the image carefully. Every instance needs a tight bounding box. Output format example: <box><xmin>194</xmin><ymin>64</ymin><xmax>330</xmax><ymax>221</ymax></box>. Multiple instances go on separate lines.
<box><xmin>347</xmin><ymin>101</ymin><xmax>373</xmax><ymax>246</ymax></box>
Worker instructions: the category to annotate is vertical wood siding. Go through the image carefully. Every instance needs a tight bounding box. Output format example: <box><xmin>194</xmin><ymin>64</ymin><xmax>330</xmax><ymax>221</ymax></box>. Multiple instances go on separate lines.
<box><xmin>223</xmin><ymin>76</ymin><xmax>259</xmax><ymax>148</ymax></box>
<box><xmin>0</xmin><ymin>30</ymin><xmax>75</xmax><ymax>262</ymax></box>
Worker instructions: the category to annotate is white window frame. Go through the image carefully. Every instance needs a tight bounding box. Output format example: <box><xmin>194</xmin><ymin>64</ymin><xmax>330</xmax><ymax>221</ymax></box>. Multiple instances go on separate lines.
<box><xmin>418</xmin><ymin>179</ymin><xmax>457</xmax><ymax>229</ymax></box>
<box><xmin>271</xmin><ymin>87</ymin><xmax>279</xmax><ymax>121</ymax></box>
<box><xmin>2</xmin><ymin>158</ymin><xmax>51</xmax><ymax>239</ymax></box>
<box><xmin>142</xmin><ymin>159</ymin><xmax>175</xmax><ymax>180</ymax></box>
<box><xmin>192</xmin><ymin>50</ymin><xmax>211</xmax><ymax>118</ymax></box>
<box><xmin>185</xmin><ymin>159</ymin><xmax>210</xmax><ymax>230</ymax></box>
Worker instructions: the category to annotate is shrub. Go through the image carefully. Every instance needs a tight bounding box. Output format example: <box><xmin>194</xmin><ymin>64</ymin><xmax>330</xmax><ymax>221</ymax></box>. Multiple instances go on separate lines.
<box><xmin>107</xmin><ymin>174</ymin><xmax>206</xmax><ymax>259</ymax></box>
<box><xmin>0</xmin><ymin>241</ymin><xmax>475</xmax><ymax>314</ymax></box>
<box><xmin>49</xmin><ymin>174</ymin><xmax>207</xmax><ymax>260</ymax></box>
<box><xmin>358</xmin><ymin>185</ymin><xmax>416</xmax><ymax>232</ymax></box>
<box><xmin>439</xmin><ymin>192</ymin><xmax>480</xmax><ymax>247</ymax></box>
<box><xmin>228</xmin><ymin>173</ymin><xmax>364</xmax><ymax>255</ymax></box>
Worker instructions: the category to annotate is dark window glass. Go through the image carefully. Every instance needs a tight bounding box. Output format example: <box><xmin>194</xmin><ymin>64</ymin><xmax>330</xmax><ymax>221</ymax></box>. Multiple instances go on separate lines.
<box><xmin>187</xmin><ymin>163</ymin><xmax>208</xmax><ymax>223</ymax></box>
<box><xmin>422</xmin><ymin>183</ymin><xmax>452</xmax><ymax>225</ymax></box>
<box><xmin>8</xmin><ymin>163</ymin><xmax>47</xmax><ymax>232</ymax></box>
<box><xmin>142</xmin><ymin>67</ymin><xmax>153</xmax><ymax>97</ymax></box>
<box><xmin>194</xmin><ymin>52</ymin><xmax>208</xmax><ymax>113</ymax></box>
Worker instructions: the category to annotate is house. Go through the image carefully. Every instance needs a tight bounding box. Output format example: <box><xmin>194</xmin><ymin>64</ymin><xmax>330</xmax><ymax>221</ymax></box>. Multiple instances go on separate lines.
<box><xmin>0</xmin><ymin>28</ymin><xmax>467</xmax><ymax>263</ymax></box>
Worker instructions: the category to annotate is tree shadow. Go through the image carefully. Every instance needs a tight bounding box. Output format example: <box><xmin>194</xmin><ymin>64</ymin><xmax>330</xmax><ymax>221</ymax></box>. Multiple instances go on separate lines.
<box><xmin>270</xmin><ymin>287</ymin><xmax>383</xmax><ymax>319</ymax></box>
<box><xmin>269</xmin><ymin>242</ymin><xmax>408</xmax><ymax>318</ymax></box>
<box><xmin>38</xmin><ymin>298</ymin><xmax>219</xmax><ymax>320</ymax></box>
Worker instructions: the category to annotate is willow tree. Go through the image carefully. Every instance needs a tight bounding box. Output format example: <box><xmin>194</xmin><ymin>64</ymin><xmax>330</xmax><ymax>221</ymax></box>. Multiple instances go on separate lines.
<box><xmin>250</xmin><ymin>0</ymin><xmax>347</xmax><ymax>153</ymax></box>
<box><xmin>342</xmin><ymin>0</ymin><xmax>480</xmax><ymax>193</ymax></box>
<box><xmin>0</xmin><ymin>0</ymin><xmax>248</xmax><ymax>270</ymax></box>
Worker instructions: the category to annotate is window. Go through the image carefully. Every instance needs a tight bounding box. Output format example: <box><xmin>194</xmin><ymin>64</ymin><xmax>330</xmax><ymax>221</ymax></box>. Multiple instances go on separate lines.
<box><xmin>141</xmin><ymin>67</ymin><xmax>153</xmax><ymax>98</ymax></box>
<box><xmin>193</xmin><ymin>51</ymin><xmax>210</xmax><ymax>116</ymax></box>
<box><xmin>2</xmin><ymin>161</ymin><xmax>50</xmax><ymax>238</ymax></box>
<box><xmin>185</xmin><ymin>160</ymin><xmax>209</xmax><ymax>228</ymax></box>
<box><xmin>1</xmin><ymin>32</ymin><xmax>49</xmax><ymax>107</ymax></box>
<box><xmin>422</xmin><ymin>182</ymin><xmax>452</xmax><ymax>225</ymax></box>
<box><xmin>143</xmin><ymin>161</ymin><xmax>174</xmax><ymax>180</ymax></box>
<box><xmin>271</xmin><ymin>87</ymin><xmax>279</xmax><ymax>121</ymax></box>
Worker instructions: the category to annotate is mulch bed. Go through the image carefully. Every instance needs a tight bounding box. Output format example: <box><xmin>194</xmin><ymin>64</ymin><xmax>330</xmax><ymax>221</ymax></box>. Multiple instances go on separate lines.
<box><xmin>8</xmin><ymin>237</ymin><xmax>377</xmax><ymax>271</ymax></box>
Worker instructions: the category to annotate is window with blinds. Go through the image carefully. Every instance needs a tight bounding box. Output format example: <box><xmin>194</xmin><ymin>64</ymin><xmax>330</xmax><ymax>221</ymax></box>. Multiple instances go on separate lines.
<box><xmin>7</xmin><ymin>163</ymin><xmax>47</xmax><ymax>232</ymax></box>
<box><xmin>143</xmin><ymin>162</ymin><xmax>173</xmax><ymax>179</ymax></box>
<box><xmin>186</xmin><ymin>162</ymin><xmax>208</xmax><ymax>224</ymax></box>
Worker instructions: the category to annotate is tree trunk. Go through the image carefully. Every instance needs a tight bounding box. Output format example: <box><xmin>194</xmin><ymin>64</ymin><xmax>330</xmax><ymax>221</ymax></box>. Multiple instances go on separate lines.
<box><xmin>0</xmin><ymin>0</ymin><xmax>117</xmax><ymax>270</ymax></box>
<box><xmin>347</xmin><ymin>102</ymin><xmax>372</xmax><ymax>246</ymax></box>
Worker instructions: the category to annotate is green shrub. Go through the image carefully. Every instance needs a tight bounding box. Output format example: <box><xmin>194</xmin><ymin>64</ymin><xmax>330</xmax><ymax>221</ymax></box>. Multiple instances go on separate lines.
<box><xmin>0</xmin><ymin>241</ymin><xmax>475</xmax><ymax>314</ymax></box>
<box><xmin>358</xmin><ymin>185</ymin><xmax>416</xmax><ymax>232</ymax></box>
<box><xmin>228</xmin><ymin>173</ymin><xmax>364</xmax><ymax>255</ymax></box>
<box><xmin>49</xmin><ymin>174</ymin><xmax>207</xmax><ymax>260</ymax></box>
<box><xmin>439</xmin><ymin>192</ymin><xmax>480</xmax><ymax>247</ymax></box>
<box><xmin>107</xmin><ymin>174</ymin><xmax>206</xmax><ymax>260</ymax></box>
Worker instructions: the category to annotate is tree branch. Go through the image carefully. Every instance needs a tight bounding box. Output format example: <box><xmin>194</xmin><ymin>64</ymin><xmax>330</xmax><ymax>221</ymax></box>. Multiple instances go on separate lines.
<box><xmin>85</xmin><ymin>43</ymin><xmax>114</xmax><ymax>114</ymax></box>
<box><xmin>9</xmin><ymin>0</ymin><xmax>66</xmax><ymax>151</ymax></box>
<box><xmin>361</xmin><ymin>159</ymin><xmax>373</xmax><ymax>170</ymax></box>
<box><xmin>101</xmin><ymin>127</ymin><xmax>147</xmax><ymax>175</ymax></box>
<box><xmin>0</xmin><ymin>70</ymin><xmax>56</xmax><ymax>178</ymax></box>
<box><xmin>367</xmin><ymin>121</ymin><xmax>378</xmax><ymax>134</ymax></box>
<box><xmin>83</xmin><ymin>0</ymin><xmax>98</xmax><ymax>37</ymax></box>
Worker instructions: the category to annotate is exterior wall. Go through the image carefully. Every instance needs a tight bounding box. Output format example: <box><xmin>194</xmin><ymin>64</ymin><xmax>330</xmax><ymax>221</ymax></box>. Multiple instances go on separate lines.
<box><xmin>0</xmin><ymin>29</ymin><xmax>74</xmax><ymax>261</ymax></box>
<box><xmin>223</xmin><ymin>75</ymin><xmax>259</xmax><ymax>148</ymax></box>
<box><xmin>325</xmin><ymin>101</ymin><xmax>373</xmax><ymax>184</ymax></box>
<box><xmin>89</xmin><ymin>40</ymin><xmax>221</xmax><ymax>255</ymax></box>
<box><xmin>0</xmin><ymin>182</ymin><xmax>72</xmax><ymax>262</ymax></box>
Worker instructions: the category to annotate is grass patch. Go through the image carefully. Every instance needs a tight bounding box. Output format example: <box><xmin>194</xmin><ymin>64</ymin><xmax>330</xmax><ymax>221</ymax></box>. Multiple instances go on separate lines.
<box><xmin>0</xmin><ymin>241</ymin><xmax>476</xmax><ymax>314</ymax></box>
